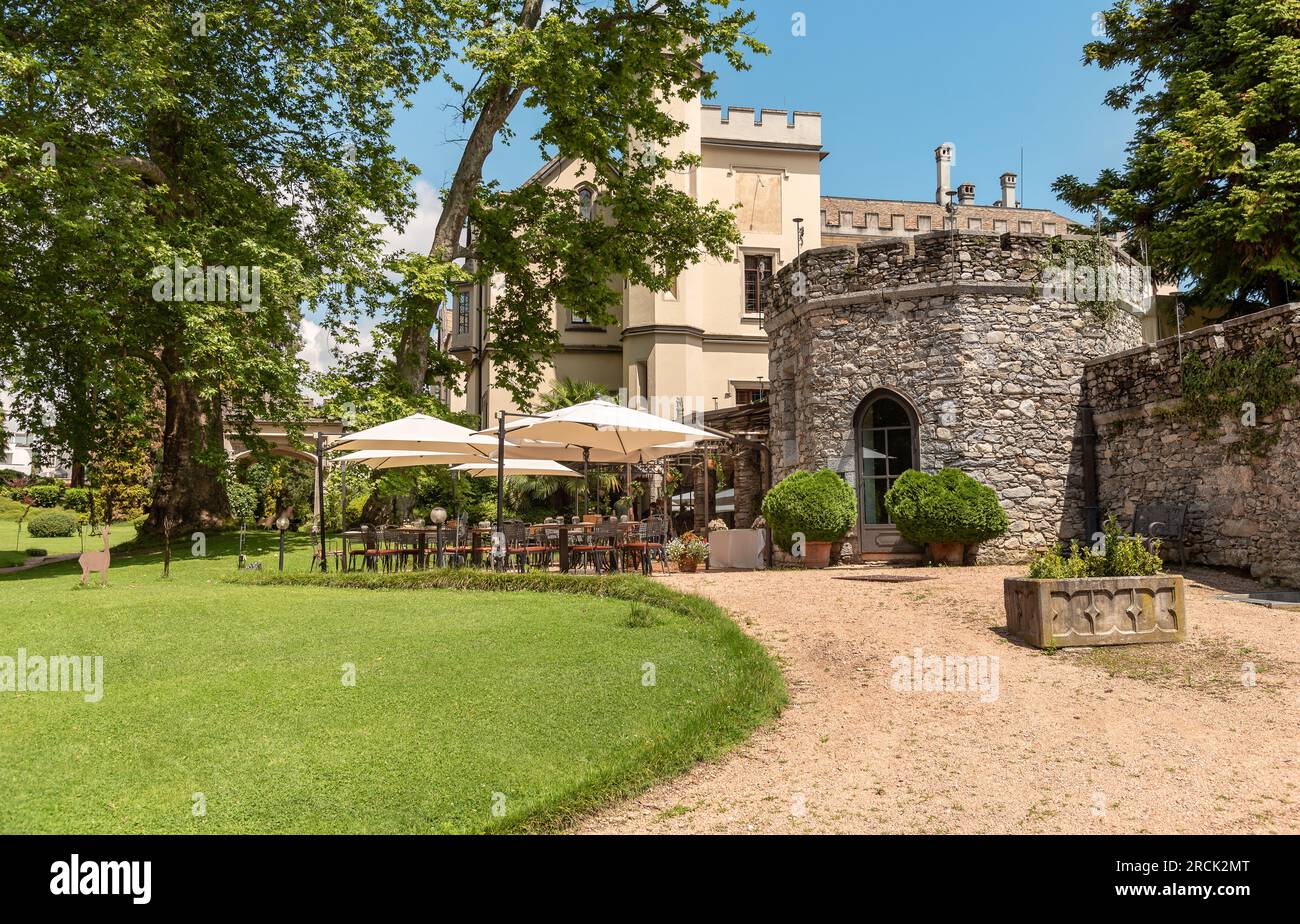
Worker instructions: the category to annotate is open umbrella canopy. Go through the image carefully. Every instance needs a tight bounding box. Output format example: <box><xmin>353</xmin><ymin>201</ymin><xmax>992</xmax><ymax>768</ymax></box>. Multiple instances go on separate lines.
<box><xmin>492</xmin><ymin>439</ymin><xmax>702</xmax><ymax>464</ymax></box>
<box><xmin>335</xmin><ymin>449</ymin><xmax>486</xmax><ymax>470</ymax></box>
<box><xmin>329</xmin><ymin>414</ymin><xmax>503</xmax><ymax>456</ymax></box>
<box><xmin>475</xmin><ymin>399</ymin><xmax>713</xmax><ymax>455</ymax></box>
<box><xmin>451</xmin><ymin>459</ymin><xmax>581</xmax><ymax>478</ymax></box>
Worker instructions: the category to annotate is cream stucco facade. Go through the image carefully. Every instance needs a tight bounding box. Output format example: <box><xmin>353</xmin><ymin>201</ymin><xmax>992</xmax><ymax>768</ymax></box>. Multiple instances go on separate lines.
<box><xmin>443</xmin><ymin>99</ymin><xmax>823</xmax><ymax>428</ymax></box>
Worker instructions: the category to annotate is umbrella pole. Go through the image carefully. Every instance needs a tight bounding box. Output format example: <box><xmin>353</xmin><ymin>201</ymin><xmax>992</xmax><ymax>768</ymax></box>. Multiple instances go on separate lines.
<box><xmin>495</xmin><ymin>411</ymin><xmax>505</xmax><ymax>568</ymax></box>
<box><xmin>582</xmin><ymin>447</ymin><xmax>590</xmax><ymax>517</ymax></box>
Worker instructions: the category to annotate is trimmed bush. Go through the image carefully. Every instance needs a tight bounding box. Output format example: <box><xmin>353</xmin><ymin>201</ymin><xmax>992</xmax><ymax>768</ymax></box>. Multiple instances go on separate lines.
<box><xmin>761</xmin><ymin>468</ymin><xmax>857</xmax><ymax>553</ymax></box>
<box><xmin>1027</xmin><ymin>516</ymin><xmax>1163</xmax><ymax>579</ymax></box>
<box><xmin>884</xmin><ymin>468</ymin><xmax>1008</xmax><ymax>546</ymax></box>
<box><xmin>62</xmin><ymin>487</ymin><xmax>91</xmax><ymax>512</ymax></box>
<box><xmin>27</xmin><ymin>484</ymin><xmax>63</xmax><ymax>508</ymax></box>
<box><xmin>24</xmin><ymin>548</ymin><xmax>48</xmax><ymax>557</ymax></box>
<box><xmin>26</xmin><ymin>510</ymin><xmax>79</xmax><ymax>538</ymax></box>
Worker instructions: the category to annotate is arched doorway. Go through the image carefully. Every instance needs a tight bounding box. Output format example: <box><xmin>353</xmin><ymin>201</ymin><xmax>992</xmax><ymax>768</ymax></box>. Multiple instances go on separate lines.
<box><xmin>854</xmin><ymin>389</ymin><xmax>921</xmax><ymax>558</ymax></box>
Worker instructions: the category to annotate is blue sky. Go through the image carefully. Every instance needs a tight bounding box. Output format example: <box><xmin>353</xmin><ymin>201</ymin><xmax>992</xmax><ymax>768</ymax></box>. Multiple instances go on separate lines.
<box><xmin>387</xmin><ymin>0</ymin><xmax>1136</xmax><ymax>228</ymax></box>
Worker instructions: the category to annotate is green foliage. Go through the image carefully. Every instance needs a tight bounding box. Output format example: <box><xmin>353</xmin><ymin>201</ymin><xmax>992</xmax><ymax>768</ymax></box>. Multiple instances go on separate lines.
<box><xmin>26</xmin><ymin>485</ymin><xmax>63</xmax><ymax>508</ymax></box>
<box><xmin>61</xmin><ymin>487</ymin><xmax>91</xmax><ymax>513</ymax></box>
<box><xmin>534</xmin><ymin>377</ymin><xmax>615</xmax><ymax>413</ymax></box>
<box><xmin>884</xmin><ymin>468</ymin><xmax>1008</xmax><ymax>546</ymax></box>
<box><xmin>226</xmin><ymin>483</ymin><xmax>258</xmax><ymax>527</ymax></box>
<box><xmin>761</xmin><ymin>469</ymin><xmax>857</xmax><ymax>552</ymax></box>
<box><xmin>1055</xmin><ymin>0</ymin><xmax>1300</xmax><ymax>312</ymax></box>
<box><xmin>1033</xmin><ymin>234</ymin><xmax>1128</xmax><ymax>321</ymax></box>
<box><xmin>1174</xmin><ymin>342</ymin><xmax>1300</xmax><ymax>456</ymax></box>
<box><xmin>26</xmin><ymin>511</ymin><xmax>79</xmax><ymax>538</ymax></box>
<box><xmin>24</xmin><ymin>548</ymin><xmax>48</xmax><ymax>557</ymax></box>
<box><xmin>623</xmin><ymin>603</ymin><xmax>660</xmax><ymax>629</ymax></box>
<box><xmin>1028</xmin><ymin>516</ymin><xmax>1164</xmax><ymax>578</ymax></box>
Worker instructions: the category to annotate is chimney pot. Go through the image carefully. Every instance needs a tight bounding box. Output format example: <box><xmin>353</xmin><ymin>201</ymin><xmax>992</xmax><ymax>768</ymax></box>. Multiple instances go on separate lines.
<box><xmin>957</xmin><ymin>182</ymin><xmax>976</xmax><ymax>206</ymax></box>
<box><xmin>1000</xmin><ymin>172</ymin><xmax>1018</xmax><ymax>208</ymax></box>
<box><xmin>934</xmin><ymin>144</ymin><xmax>954</xmax><ymax>205</ymax></box>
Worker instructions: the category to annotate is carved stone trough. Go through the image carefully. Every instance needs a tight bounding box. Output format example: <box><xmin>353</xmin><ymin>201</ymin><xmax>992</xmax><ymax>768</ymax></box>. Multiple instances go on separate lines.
<box><xmin>1003</xmin><ymin>575</ymin><xmax>1186</xmax><ymax>648</ymax></box>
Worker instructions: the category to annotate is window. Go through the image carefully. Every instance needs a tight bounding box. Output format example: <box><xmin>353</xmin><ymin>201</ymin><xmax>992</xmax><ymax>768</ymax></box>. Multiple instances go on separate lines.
<box><xmin>743</xmin><ymin>254</ymin><xmax>773</xmax><ymax>315</ymax></box>
<box><xmin>993</xmin><ymin>220</ymin><xmax>1008</xmax><ymax>233</ymax></box>
<box><xmin>916</xmin><ymin>215</ymin><xmax>931</xmax><ymax>232</ymax></box>
<box><xmin>1019</xmin><ymin>221</ymin><xmax>1033</xmax><ymax>233</ymax></box>
<box><xmin>568</xmin><ymin>309</ymin><xmax>593</xmax><ymax>326</ymax></box>
<box><xmin>967</xmin><ymin>218</ymin><xmax>982</xmax><ymax>230</ymax></box>
<box><xmin>1043</xmin><ymin>222</ymin><xmax>1058</xmax><ymax>236</ymax></box>
<box><xmin>577</xmin><ymin>186</ymin><xmax>596</xmax><ymax>220</ymax></box>
<box><xmin>455</xmin><ymin>290</ymin><xmax>470</xmax><ymax>335</ymax></box>
<box><xmin>734</xmin><ymin>388</ymin><xmax>764</xmax><ymax>405</ymax></box>
<box><xmin>855</xmin><ymin>392</ymin><xmax>918</xmax><ymax>526</ymax></box>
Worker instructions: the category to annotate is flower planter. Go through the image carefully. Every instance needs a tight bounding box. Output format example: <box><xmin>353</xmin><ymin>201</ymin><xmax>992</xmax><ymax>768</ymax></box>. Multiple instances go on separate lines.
<box><xmin>677</xmin><ymin>559</ymin><xmax>700</xmax><ymax>574</ymax></box>
<box><xmin>803</xmin><ymin>540</ymin><xmax>833</xmax><ymax>569</ymax></box>
<box><xmin>927</xmin><ymin>541</ymin><xmax>965</xmax><ymax>566</ymax></box>
<box><xmin>1003</xmin><ymin>575</ymin><xmax>1186</xmax><ymax>649</ymax></box>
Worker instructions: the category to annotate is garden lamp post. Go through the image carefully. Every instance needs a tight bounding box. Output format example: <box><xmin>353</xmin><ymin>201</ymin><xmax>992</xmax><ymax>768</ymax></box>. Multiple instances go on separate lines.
<box><xmin>431</xmin><ymin>506</ymin><xmax>447</xmax><ymax>568</ymax></box>
<box><xmin>275</xmin><ymin>514</ymin><xmax>290</xmax><ymax>571</ymax></box>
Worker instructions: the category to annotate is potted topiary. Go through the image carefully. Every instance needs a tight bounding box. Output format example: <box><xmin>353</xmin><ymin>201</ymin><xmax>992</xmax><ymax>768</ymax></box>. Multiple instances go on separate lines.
<box><xmin>1005</xmin><ymin>517</ymin><xmax>1185</xmax><ymax>648</ymax></box>
<box><xmin>666</xmin><ymin>532</ymin><xmax>709</xmax><ymax>573</ymax></box>
<box><xmin>884</xmin><ymin>468</ymin><xmax>1008</xmax><ymax>565</ymax></box>
<box><xmin>761</xmin><ymin>468</ymin><xmax>857</xmax><ymax>568</ymax></box>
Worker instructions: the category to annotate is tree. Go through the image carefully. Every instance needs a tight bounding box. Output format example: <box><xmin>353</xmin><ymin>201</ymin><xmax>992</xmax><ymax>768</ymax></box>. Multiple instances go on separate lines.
<box><xmin>0</xmin><ymin>1</ymin><xmax>446</xmax><ymax>529</ymax></box>
<box><xmin>534</xmin><ymin>377</ymin><xmax>615</xmax><ymax>412</ymax></box>
<box><xmin>1054</xmin><ymin>0</ymin><xmax>1300</xmax><ymax>314</ymax></box>
<box><xmin>386</xmin><ymin>0</ymin><xmax>764</xmax><ymax>402</ymax></box>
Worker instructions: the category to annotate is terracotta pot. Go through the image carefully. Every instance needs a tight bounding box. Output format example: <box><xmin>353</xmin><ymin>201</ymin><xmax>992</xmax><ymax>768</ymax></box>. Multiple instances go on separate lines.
<box><xmin>803</xmin><ymin>540</ymin><xmax>833</xmax><ymax>569</ymax></box>
<box><xmin>927</xmin><ymin>541</ymin><xmax>966</xmax><ymax>566</ymax></box>
<box><xmin>677</xmin><ymin>559</ymin><xmax>699</xmax><ymax>573</ymax></box>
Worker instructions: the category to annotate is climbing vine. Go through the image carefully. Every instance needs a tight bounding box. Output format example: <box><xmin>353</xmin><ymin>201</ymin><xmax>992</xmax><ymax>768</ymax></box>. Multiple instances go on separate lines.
<box><xmin>1032</xmin><ymin>233</ymin><xmax>1128</xmax><ymax>323</ymax></box>
<box><xmin>1173</xmin><ymin>341</ymin><xmax>1300</xmax><ymax>457</ymax></box>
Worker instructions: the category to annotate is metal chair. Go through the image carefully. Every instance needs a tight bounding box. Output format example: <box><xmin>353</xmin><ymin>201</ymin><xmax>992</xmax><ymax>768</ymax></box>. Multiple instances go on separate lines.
<box><xmin>622</xmin><ymin>518</ymin><xmax>668</xmax><ymax>573</ymax></box>
<box><xmin>572</xmin><ymin>522</ymin><xmax>620</xmax><ymax>573</ymax></box>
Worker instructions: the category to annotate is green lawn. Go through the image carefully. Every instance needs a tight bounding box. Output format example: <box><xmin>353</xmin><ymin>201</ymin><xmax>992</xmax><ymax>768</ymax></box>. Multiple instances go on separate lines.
<box><xmin>0</xmin><ymin>530</ymin><xmax>784</xmax><ymax>833</ymax></box>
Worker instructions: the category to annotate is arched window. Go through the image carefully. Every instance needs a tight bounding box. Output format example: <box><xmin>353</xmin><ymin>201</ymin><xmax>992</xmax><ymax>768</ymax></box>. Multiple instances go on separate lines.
<box><xmin>577</xmin><ymin>186</ymin><xmax>596</xmax><ymax>220</ymax></box>
<box><xmin>855</xmin><ymin>390</ymin><xmax>919</xmax><ymax>526</ymax></box>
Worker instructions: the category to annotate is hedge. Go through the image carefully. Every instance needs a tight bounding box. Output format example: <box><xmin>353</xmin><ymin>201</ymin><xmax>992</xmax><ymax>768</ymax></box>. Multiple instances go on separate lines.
<box><xmin>62</xmin><ymin>487</ymin><xmax>92</xmax><ymax>512</ymax></box>
<box><xmin>26</xmin><ymin>510</ymin><xmax>80</xmax><ymax>538</ymax></box>
<box><xmin>26</xmin><ymin>485</ymin><xmax>63</xmax><ymax>508</ymax></box>
<box><xmin>883</xmin><ymin>468</ymin><xmax>1008</xmax><ymax>546</ymax></box>
<box><xmin>760</xmin><ymin>468</ymin><xmax>857</xmax><ymax>552</ymax></box>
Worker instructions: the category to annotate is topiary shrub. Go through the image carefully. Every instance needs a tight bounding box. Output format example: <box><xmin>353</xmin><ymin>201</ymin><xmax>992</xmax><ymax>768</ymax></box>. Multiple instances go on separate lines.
<box><xmin>27</xmin><ymin>484</ymin><xmax>64</xmax><ymax>508</ymax></box>
<box><xmin>884</xmin><ymin>468</ymin><xmax>1008</xmax><ymax>547</ymax></box>
<box><xmin>26</xmin><ymin>510</ymin><xmax>79</xmax><ymax>538</ymax></box>
<box><xmin>62</xmin><ymin>487</ymin><xmax>91</xmax><ymax>512</ymax></box>
<box><xmin>761</xmin><ymin>468</ymin><xmax>857</xmax><ymax>553</ymax></box>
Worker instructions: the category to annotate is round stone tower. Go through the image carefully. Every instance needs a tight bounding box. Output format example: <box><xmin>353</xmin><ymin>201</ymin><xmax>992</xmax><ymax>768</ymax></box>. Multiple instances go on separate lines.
<box><xmin>764</xmin><ymin>230</ymin><xmax>1146</xmax><ymax>562</ymax></box>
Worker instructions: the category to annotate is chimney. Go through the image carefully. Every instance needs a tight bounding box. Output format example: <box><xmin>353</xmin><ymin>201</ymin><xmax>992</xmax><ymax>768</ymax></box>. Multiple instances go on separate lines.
<box><xmin>934</xmin><ymin>144</ymin><xmax>953</xmax><ymax>205</ymax></box>
<box><xmin>1000</xmin><ymin>172</ymin><xmax>1017</xmax><ymax>208</ymax></box>
<box><xmin>957</xmin><ymin>182</ymin><xmax>975</xmax><ymax>206</ymax></box>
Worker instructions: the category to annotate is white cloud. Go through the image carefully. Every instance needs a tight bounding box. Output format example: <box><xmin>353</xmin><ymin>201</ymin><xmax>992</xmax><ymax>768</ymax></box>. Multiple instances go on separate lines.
<box><xmin>297</xmin><ymin>317</ymin><xmax>377</xmax><ymax>377</ymax></box>
<box><xmin>380</xmin><ymin>179</ymin><xmax>443</xmax><ymax>255</ymax></box>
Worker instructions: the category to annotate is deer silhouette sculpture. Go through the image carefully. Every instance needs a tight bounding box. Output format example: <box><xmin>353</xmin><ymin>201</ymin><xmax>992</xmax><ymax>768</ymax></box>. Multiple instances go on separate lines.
<box><xmin>79</xmin><ymin>526</ymin><xmax>111</xmax><ymax>587</ymax></box>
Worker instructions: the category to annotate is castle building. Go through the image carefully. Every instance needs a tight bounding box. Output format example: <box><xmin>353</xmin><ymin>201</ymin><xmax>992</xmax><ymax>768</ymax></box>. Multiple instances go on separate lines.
<box><xmin>443</xmin><ymin>100</ymin><xmax>1077</xmax><ymax>427</ymax></box>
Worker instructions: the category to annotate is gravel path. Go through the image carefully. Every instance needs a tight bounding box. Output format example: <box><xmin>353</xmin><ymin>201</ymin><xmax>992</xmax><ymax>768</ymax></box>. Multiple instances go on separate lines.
<box><xmin>575</xmin><ymin>565</ymin><xmax>1300</xmax><ymax>834</ymax></box>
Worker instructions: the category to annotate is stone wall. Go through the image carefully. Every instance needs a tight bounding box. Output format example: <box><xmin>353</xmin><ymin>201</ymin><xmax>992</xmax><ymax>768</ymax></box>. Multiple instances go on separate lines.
<box><xmin>1084</xmin><ymin>304</ymin><xmax>1300</xmax><ymax>586</ymax></box>
<box><xmin>765</xmin><ymin>231</ymin><xmax>1146</xmax><ymax>561</ymax></box>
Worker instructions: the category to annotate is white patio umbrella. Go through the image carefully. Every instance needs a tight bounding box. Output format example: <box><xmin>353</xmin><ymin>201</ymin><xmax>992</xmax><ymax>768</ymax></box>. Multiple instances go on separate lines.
<box><xmin>474</xmin><ymin>400</ymin><xmax>718</xmax><ymax>524</ymax></box>
<box><xmin>478</xmin><ymin>399</ymin><xmax>713</xmax><ymax>455</ymax></box>
<box><xmin>451</xmin><ymin>459</ymin><xmax>581</xmax><ymax>478</ymax></box>
<box><xmin>328</xmin><ymin>413</ymin><xmax>504</xmax><ymax>457</ymax></box>
<box><xmin>336</xmin><ymin>449</ymin><xmax>486</xmax><ymax>469</ymax></box>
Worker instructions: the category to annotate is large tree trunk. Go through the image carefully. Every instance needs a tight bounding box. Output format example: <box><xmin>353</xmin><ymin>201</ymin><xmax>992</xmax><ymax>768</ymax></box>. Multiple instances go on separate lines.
<box><xmin>149</xmin><ymin>359</ymin><xmax>228</xmax><ymax>531</ymax></box>
<box><xmin>393</xmin><ymin>0</ymin><xmax>542</xmax><ymax>393</ymax></box>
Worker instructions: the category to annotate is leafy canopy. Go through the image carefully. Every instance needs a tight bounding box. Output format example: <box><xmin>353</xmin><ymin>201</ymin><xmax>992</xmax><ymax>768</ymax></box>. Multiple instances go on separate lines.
<box><xmin>1054</xmin><ymin>0</ymin><xmax>1300</xmax><ymax>312</ymax></box>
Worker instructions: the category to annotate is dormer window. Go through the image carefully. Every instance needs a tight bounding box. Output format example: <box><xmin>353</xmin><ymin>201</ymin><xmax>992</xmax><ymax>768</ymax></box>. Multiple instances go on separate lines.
<box><xmin>577</xmin><ymin>186</ymin><xmax>597</xmax><ymax>220</ymax></box>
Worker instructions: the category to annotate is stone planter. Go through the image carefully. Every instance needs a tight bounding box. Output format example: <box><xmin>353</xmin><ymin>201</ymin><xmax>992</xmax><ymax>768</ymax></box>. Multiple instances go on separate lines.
<box><xmin>676</xmin><ymin>559</ymin><xmax>700</xmax><ymax>574</ymax></box>
<box><xmin>803</xmin><ymin>540</ymin><xmax>833</xmax><ymax>569</ymax></box>
<box><xmin>1003</xmin><ymin>575</ymin><xmax>1186</xmax><ymax>648</ymax></box>
<box><xmin>927</xmin><ymin>541</ymin><xmax>966</xmax><ymax>566</ymax></box>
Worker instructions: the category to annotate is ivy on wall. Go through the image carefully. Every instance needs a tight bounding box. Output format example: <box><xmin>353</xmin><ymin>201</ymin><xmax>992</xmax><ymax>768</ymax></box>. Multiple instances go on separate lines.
<box><xmin>1032</xmin><ymin>234</ymin><xmax>1124</xmax><ymax>323</ymax></box>
<box><xmin>1173</xmin><ymin>341</ymin><xmax>1300</xmax><ymax>456</ymax></box>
